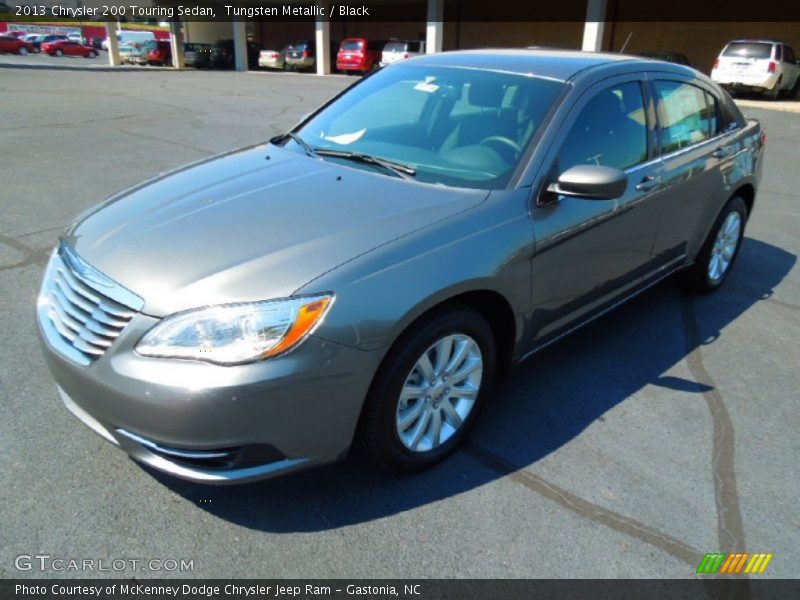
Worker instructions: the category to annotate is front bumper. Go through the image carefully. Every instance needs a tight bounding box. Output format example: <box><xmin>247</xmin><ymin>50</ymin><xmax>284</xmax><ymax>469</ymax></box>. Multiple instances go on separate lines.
<box><xmin>38</xmin><ymin>311</ymin><xmax>383</xmax><ymax>484</ymax></box>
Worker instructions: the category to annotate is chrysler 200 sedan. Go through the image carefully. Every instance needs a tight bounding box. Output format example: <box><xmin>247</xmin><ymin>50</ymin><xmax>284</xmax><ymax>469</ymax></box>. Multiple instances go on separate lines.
<box><xmin>37</xmin><ymin>50</ymin><xmax>765</xmax><ymax>484</ymax></box>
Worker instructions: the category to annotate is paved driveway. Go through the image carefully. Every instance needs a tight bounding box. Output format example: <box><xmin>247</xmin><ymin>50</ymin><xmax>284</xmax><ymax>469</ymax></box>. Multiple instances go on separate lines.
<box><xmin>1</xmin><ymin>59</ymin><xmax>798</xmax><ymax>579</ymax></box>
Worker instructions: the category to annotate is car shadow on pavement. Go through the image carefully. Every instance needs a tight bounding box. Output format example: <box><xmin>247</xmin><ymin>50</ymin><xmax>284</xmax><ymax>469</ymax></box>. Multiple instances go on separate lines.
<box><xmin>149</xmin><ymin>237</ymin><xmax>795</xmax><ymax>533</ymax></box>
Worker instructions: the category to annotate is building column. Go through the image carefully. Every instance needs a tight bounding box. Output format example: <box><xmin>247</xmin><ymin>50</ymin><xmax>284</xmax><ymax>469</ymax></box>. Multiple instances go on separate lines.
<box><xmin>315</xmin><ymin>3</ymin><xmax>331</xmax><ymax>75</ymax></box>
<box><xmin>581</xmin><ymin>0</ymin><xmax>607</xmax><ymax>52</ymax></box>
<box><xmin>426</xmin><ymin>0</ymin><xmax>443</xmax><ymax>54</ymax></box>
<box><xmin>105</xmin><ymin>22</ymin><xmax>120</xmax><ymax>66</ymax></box>
<box><xmin>169</xmin><ymin>21</ymin><xmax>185</xmax><ymax>69</ymax></box>
<box><xmin>232</xmin><ymin>20</ymin><xmax>248</xmax><ymax>71</ymax></box>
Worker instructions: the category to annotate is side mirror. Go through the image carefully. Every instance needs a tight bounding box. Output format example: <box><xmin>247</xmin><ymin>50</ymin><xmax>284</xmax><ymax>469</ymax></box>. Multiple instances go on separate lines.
<box><xmin>548</xmin><ymin>164</ymin><xmax>628</xmax><ymax>200</ymax></box>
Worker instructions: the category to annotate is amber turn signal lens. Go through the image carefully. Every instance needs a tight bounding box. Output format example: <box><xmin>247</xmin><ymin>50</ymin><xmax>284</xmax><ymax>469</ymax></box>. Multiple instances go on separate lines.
<box><xmin>261</xmin><ymin>296</ymin><xmax>332</xmax><ymax>358</ymax></box>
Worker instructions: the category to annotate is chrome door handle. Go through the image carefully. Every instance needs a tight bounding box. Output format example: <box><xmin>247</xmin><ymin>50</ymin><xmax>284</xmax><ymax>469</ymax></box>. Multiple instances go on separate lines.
<box><xmin>712</xmin><ymin>147</ymin><xmax>729</xmax><ymax>159</ymax></box>
<box><xmin>635</xmin><ymin>176</ymin><xmax>661</xmax><ymax>192</ymax></box>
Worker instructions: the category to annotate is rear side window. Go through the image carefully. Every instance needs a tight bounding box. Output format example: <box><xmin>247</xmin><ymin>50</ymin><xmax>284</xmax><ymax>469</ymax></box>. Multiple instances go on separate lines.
<box><xmin>558</xmin><ymin>82</ymin><xmax>648</xmax><ymax>172</ymax></box>
<box><xmin>784</xmin><ymin>45</ymin><xmax>796</xmax><ymax>63</ymax></box>
<box><xmin>654</xmin><ymin>81</ymin><xmax>718</xmax><ymax>153</ymax></box>
<box><xmin>722</xmin><ymin>42</ymin><xmax>773</xmax><ymax>59</ymax></box>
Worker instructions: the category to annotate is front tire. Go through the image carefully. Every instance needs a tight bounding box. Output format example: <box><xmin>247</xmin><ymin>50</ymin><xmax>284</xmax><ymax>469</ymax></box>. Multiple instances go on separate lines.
<box><xmin>360</xmin><ymin>307</ymin><xmax>496</xmax><ymax>471</ymax></box>
<box><xmin>55</xmin><ymin>49</ymin><xmax>63</xmax><ymax>57</ymax></box>
<box><xmin>681</xmin><ymin>196</ymin><xmax>747</xmax><ymax>293</ymax></box>
<box><xmin>18</xmin><ymin>46</ymin><xmax>28</xmax><ymax>56</ymax></box>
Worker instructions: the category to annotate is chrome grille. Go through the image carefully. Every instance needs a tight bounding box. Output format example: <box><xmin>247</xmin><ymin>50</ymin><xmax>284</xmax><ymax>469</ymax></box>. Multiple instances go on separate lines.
<box><xmin>37</xmin><ymin>242</ymin><xmax>143</xmax><ymax>366</ymax></box>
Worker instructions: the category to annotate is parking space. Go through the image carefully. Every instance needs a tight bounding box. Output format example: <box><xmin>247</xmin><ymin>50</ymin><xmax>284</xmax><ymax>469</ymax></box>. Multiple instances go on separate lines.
<box><xmin>1</xmin><ymin>63</ymin><xmax>799</xmax><ymax>579</ymax></box>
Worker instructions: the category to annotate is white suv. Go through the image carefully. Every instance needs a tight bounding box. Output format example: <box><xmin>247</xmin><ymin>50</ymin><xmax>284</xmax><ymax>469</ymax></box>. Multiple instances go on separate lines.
<box><xmin>711</xmin><ymin>40</ymin><xmax>800</xmax><ymax>100</ymax></box>
<box><xmin>380</xmin><ymin>40</ymin><xmax>426</xmax><ymax>68</ymax></box>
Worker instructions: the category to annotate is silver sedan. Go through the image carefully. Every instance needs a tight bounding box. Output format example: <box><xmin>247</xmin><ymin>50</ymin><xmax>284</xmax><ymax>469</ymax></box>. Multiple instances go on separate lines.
<box><xmin>36</xmin><ymin>50</ymin><xmax>764</xmax><ymax>483</ymax></box>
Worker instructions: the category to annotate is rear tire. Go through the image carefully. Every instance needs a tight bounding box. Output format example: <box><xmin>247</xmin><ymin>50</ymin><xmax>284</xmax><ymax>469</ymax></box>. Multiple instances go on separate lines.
<box><xmin>791</xmin><ymin>77</ymin><xmax>800</xmax><ymax>99</ymax></box>
<box><xmin>88</xmin><ymin>51</ymin><xmax>97</xmax><ymax>59</ymax></box>
<box><xmin>55</xmin><ymin>49</ymin><xmax>63</xmax><ymax>57</ymax></box>
<box><xmin>19</xmin><ymin>46</ymin><xmax>28</xmax><ymax>56</ymax></box>
<box><xmin>681</xmin><ymin>196</ymin><xmax>747</xmax><ymax>293</ymax></box>
<box><xmin>359</xmin><ymin>307</ymin><xmax>496</xmax><ymax>471</ymax></box>
<box><xmin>766</xmin><ymin>76</ymin><xmax>782</xmax><ymax>100</ymax></box>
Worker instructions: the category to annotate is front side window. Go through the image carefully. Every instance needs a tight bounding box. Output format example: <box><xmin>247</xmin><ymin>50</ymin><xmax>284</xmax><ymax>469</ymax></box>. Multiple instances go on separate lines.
<box><xmin>558</xmin><ymin>81</ymin><xmax>648</xmax><ymax>172</ymax></box>
<box><xmin>295</xmin><ymin>65</ymin><xmax>564</xmax><ymax>189</ymax></box>
<box><xmin>655</xmin><ymin>81</ymin><xmax>717</xmax><ymax>153</ymax></box>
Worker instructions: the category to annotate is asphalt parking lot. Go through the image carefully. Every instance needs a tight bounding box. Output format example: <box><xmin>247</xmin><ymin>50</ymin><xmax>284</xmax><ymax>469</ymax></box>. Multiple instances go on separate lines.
<box><xmin>1</xmin><ymin>55</ymin><xmax>798</xmax><ymax>579</ymax></box>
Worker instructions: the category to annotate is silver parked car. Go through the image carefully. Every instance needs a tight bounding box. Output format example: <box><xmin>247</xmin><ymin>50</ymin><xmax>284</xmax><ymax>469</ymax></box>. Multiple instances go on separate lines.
<box><xmin>37</xmin><ymin>50</ymin><xmax>765</xmax><ymax>484</ymax></box>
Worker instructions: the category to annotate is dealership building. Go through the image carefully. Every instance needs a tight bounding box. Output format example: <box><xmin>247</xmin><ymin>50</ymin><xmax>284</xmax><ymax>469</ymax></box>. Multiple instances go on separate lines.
<box><xmin>180</xmin><ymin>0</ymin><xmax>798</xmax><ymax>74</ymax></box>
<box><xmin>15</xmin><ymin>0</ymin><xmax>798</xmax><ymax>75</ymax></box>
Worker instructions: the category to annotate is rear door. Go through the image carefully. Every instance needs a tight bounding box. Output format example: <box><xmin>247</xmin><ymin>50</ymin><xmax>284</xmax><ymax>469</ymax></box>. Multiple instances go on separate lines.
<box><xmin>648</xmin><ymin>77</ymin><xmax>738</xmax><ymax>263</ymax></box>
<box><xmin>527</xmin><ymin>74</ymin><xmax>666</xmax><ymax>345</ymax></box>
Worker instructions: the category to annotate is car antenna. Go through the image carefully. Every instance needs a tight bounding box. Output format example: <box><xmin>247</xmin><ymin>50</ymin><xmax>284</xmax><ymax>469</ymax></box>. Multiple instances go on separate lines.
<box><xmin>619</xmin><ymin>32</ymin><xmax>633</xmax><ymax>54</ymax></box>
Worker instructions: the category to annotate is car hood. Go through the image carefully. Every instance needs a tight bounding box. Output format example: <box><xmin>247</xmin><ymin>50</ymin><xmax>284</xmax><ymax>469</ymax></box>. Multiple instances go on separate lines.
<box><xmin>65</xmin><ymin>144</ymin><xmax>488</xmax><ymax>317</ymax></box>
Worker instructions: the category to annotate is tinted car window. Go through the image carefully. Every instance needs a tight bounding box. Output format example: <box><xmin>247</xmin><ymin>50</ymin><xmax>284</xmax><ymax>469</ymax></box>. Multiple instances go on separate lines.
<box><xmin>341</xmin><ymin>40</ymin><xmax>363</xmax><ymax>51</ymax></box>
<box><xmin>703</xmin><ymin>91</ymin><xmax>720</xmax><ymax>136</ymax></box>
<box><xmin>723</xmin><ymin>42</ymin><xmax>773</xmax><ymax>59</ymax></box>
<box><xmin>297</xmin><ymin>65</ymin><xmax>564</xmax><ymax>189</ymax></box>
<box><xmin>655</xmin><ymin>81</ymin><xmax>716</xmax><ymax>153</ymax></box>
<box><xmin>558</xmin><ymin>82</ymin><xmax>647</xmax><ymax>172</ymax></box>
<box><xmin>719</xmin><ymin>95</ymin><xmax>742</xmax><ymax>131</ymax></box>
<box><xmin>783</xmin><ymin>45</ymin><xmax>795</xmax><ymax>63</ymax></box>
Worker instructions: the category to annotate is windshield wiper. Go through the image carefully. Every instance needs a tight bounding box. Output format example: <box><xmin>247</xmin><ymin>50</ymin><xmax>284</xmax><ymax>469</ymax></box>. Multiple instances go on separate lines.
<box><xmin>269</xmin><ymin>131</ymin><xmax>318</xmax><ymax>157</ymax></box>
<box><xmin>313</xmin><ymin>149</ymin><xmax>416</xmax><ymax>179</ymax></box>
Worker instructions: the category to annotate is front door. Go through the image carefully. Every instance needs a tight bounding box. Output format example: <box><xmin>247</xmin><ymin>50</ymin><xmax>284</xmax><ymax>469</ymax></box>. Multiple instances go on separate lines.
<box><xmin>527</xmin><ymin>76</ymin><xmax>666</xmax><ymax>348</ymax></box>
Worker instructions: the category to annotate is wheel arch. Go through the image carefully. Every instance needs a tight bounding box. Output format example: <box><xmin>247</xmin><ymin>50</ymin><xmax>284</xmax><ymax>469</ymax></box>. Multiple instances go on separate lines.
<box><xmin>381</xmin><ymin>287</ymin><xmax>518</xmax><ymax>381</ymax></box>
<box><xmin>733</xmin><ymin>182</ymin><xmax>756</xmax><ymax>218</ymax></box>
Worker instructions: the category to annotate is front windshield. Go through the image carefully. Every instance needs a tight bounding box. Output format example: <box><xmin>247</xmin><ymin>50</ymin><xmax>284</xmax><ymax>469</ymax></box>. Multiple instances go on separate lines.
<box><xmin>294</xmin><ymin>65</ymin><xmax>564</xmax><ymax>189</ymax></box>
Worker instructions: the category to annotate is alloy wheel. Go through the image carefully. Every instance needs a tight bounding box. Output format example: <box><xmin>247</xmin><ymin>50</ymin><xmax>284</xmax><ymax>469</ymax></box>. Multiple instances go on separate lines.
<box><xmin>708</xmin><ymin>211</ymin><xmax>741</xmax><ymax>283</ymax></box>
<box><xmin>396</xmin><ymin>333</ymin><xmax>483</xmax><ymax>453</ymax></box>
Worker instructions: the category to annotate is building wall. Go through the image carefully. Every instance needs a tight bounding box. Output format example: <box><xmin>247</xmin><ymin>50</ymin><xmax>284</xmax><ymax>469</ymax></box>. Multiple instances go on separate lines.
<box><xmin>183</xmin><ymin>21</ymin><xmax>234</xmax><ymax>45</ymax></box>
<box><xmin>445</xmin><ymin>21</ymin><xmax>584</xmax><ymax>50</ymax></box>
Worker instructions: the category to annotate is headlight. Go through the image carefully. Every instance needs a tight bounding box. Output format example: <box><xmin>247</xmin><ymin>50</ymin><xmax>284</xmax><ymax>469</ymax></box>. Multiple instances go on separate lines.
<box><xmin>136</xmin><ymin>294</ymin><xmax>333</xmax><ymax>365</ymax></box>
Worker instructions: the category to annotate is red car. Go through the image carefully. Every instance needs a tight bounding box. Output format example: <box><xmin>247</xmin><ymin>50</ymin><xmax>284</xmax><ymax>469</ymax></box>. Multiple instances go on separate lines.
<box><xmin>336</xmin><ymin>38</ymin><xmax>387</xmax><ymax>74</ymax></box>
<box><xmin>147</xmin><ymin>40</ymin><xmax>172</xmax><ymax>66</ymax></box>
<box><xmin>0</xmin><ymin>35</ymin><xmax>35</xmax><ymax>56</ymax></box>
<box><xmin>42</xmin><ymin>39</ymin><xmax>98</xmax><ymax>58</ymax></box>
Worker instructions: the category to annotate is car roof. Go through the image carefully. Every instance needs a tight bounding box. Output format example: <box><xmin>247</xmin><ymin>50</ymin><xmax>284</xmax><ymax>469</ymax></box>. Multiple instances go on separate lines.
<box><xmin>405</xmin><ymin>48</ymin><xmax>638</xmax><ymax>82</ymax></box>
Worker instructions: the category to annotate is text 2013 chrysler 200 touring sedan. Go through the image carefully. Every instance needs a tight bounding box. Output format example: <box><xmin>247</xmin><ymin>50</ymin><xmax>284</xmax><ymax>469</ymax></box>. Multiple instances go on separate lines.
<box><xmin>37</xmin><ymin>50</ymin><xmax>764</xmax><ymax>483</ymax></box>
